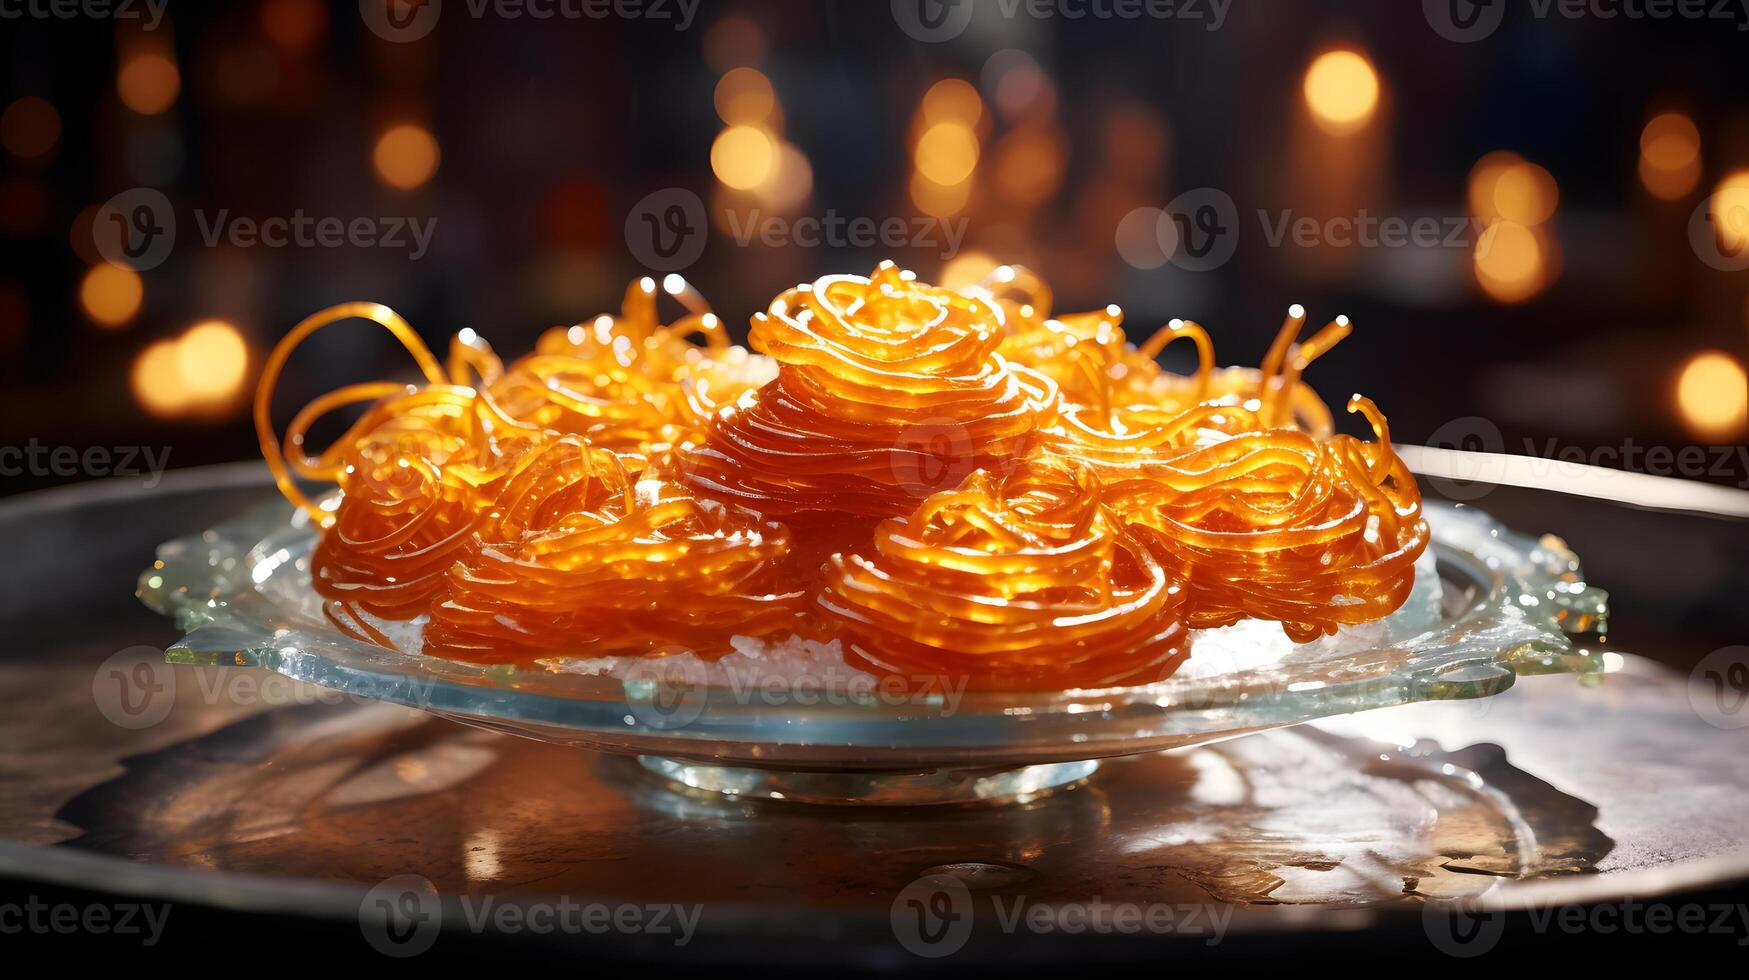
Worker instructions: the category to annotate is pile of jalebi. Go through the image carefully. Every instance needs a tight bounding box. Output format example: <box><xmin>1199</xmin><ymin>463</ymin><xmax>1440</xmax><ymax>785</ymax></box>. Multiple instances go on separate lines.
<box><xmin>819</xmin><ymin>457</ymin><xmax>1188</xmax><ymax>690</ymax></box>
<box><xmin>254</xmin><ymin>262</ymin><xmax>1428</xmax><ymax>691</ymax></box>
<box><xmin>679</xmin><ymin>261</ymin><xmax>1057</xmax><ymax>520</ymax></box>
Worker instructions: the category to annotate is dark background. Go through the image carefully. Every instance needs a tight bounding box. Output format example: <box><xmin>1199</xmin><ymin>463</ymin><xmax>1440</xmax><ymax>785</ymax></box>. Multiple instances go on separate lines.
<box><xmin>2</xmin><ymin>0</ymin><xmax>1747</xmax><ymax>492</ymax></box>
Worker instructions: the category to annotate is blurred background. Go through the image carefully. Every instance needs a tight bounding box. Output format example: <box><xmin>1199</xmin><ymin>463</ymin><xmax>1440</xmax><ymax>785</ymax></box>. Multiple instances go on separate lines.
<box><xmin>0</xmin><ymin>2</ymin><xmax>1746</xmax><ymax>652</ymax></box>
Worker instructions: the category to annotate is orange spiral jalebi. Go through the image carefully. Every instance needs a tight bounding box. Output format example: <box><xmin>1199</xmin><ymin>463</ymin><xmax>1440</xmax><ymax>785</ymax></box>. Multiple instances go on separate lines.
<box><xmin>819</xmin><ymin>457</ymin><xmax>1188</xmax><ymax>691</ymax></box>
<box><xmin>681</xmin><ymin>261</ymin><xmax>1057</xmax><ymax>521</ymax></box>
<box><xmin>258</xmin><ymin>261</ymin><xmax>1432</xmax><ymax>682</ymax></box>
<box><xmin>424</xmin><ymin>437</ymin><xmax>809</xmax><ymax>664</ymax></box>
<box><xmin>1127</xmin><ymin>397</ymin><xmax>1428</xmax><ymax>641</ymax></box>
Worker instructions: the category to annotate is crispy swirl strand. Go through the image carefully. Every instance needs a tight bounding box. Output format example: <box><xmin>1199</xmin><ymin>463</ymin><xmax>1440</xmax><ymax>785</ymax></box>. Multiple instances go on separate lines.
<box><xmin>820</xmin><ymin>458</ymin><xmax>1188</xmax><ymax>691</ymax></box>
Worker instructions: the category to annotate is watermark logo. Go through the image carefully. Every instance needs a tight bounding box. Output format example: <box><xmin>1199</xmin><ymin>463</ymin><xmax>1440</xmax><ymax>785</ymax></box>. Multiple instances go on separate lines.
<box><xmin>625</xmin><ymin>188</ymin><xmax>707</xmax><ymax>272</ymax></box>
<box><xmin>94</xmin><ymin>187</ymin><xmax>175</xmax><ymax>272</ymax></box>
<box><xmin>91</xmin><ymin>646</ymin><xmax>176</xmax><ymax>730</ymax></box>
<box><xmin>894</xmin><ymin>0</ymin><xmax>1229</xmax><ymax>41</ymax></box>
<box><xmin>1423</xmin><ymin>0</ymin><xmax>1507</xmax><ymax>42</ymax></box>
<box><xmin>0</xmin><ymin>441</ymin><xmax>172</xmax><ymax>487</ymax></box>
<box><xmin>891</xmin><ymin>419</ymin><xmax>977</xmax><ymax>499</ymax></box>
<box><xmin>359</xmin><ymin>874</ymin><xmax>443</xmax><ymax>957</ymax></box>
<box><xmin>891</xmin><ymin>0</ymin><xmax>977</xmax><ymax>42</ymax></box>
<box><xmin>0</xmin><ymin>0</ymin><xmax>169</xmax><ymax>29</ymax></box>
<box><xmin>0</xmin><ymin>896</ymin><xmax>172</xmax><ymax>945</ymax></box>
<box><xmin>891</xmin><ymin>874</ymin><xmax>975</xmax><ymax>957</ymax></box>
<box><xmin>1421</xmin><ymin>416</ymin><xmax>1508</xmax><ymax>501</ymax></box>
<box><xmin>1162</xmin><ymin>187</ymin><xmax>1239</xmax><ymax>272</ymax></box>
<box><xmin>1690</xmin><ymin>192</ymin><xmax>1749</xmax><ymax>272</ymax></box>
<box><xmin>721</xmin><ymin>209</ymin><xmax>970</xmax><ymax>259</ymax></box>
<box><xmin>1426</xmin><ymin>0</ymin><xmax>1749</xmax><ymax>42</ymax></box>
<box><xmin>622</xmin><ymin>653</ymin><xmax>711</xmax><ymax>730</ymax></box>
<box><xmin>90</xmin><ymin>649</ymin><xmax>447</xmax><ymax>730</ymax></box>
<box><xmin>1690</xmin><ymin>646</ymin><xmax>1749</xmax><ymax>730</ymax></box>
<box><xmin>95</xmin><ymin>189</ymin><xmax>433</xmax><ymax>265</ymax></box>
<box><xmin>1423</xmin><ymin>897</ymin><xmax>1507</xmax><ymax>956</ymax></box>
<box><xmin>361</xmin><ymin>0</ymin><xmax>442</xmax><ymax>42</ymax></box>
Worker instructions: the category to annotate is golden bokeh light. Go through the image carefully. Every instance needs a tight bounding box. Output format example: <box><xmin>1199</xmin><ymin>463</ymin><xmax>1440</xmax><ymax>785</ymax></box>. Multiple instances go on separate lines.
<box><xmin>752</xmin><ymin>140</ymin><xmax>813</xmax><ymax>211</ymax></box>
<box><xmin>910</xmin><ymin>171</ymin><xmax>972</xmax><ymax>218</ymax></box>
<box><xmin>1707</xmin><ymin>170</ymin><xmax>1749</xmax><ymax>255</ymax></box>
<box><xmin>1469</xmin><ymin>152</ymin><xmax>1558</xmax><ymax>226</ymax></box>
<box><xmin>921</xmin><ymin>78</ymin><xmax>983</xmax><ymax>126</ymax></box>
<box><xmin>175</xmin><ymin>320</ymin><xmax>249</xmax><ymax>403</ymax></box>
<box><xmin>1302</xmin><ymin>49</ymin><xmax>1380</xmax><ymax>136</ymax></box>
<box><xmin>994</xmin><ymin>124</ymin><xmax>1068</xmax><ymax>206</ymax></box>
<box><xmin>132</xmin><ymin>340</ymin><xmax>189</xmax><ymax>417</ymax></box>
<box><xmin>1</xmin><ymin>96</ymin><xmax>61</xmax><ymax>160</ymax></box>
<box><xmin>1473</xmin><ymin>221</ymin><xmax>1548</xmax><ymax>304</ymax></box>
<box><xmin>714</xmin><ymin>67</ymin><xmax>776</xmax><ymax>125</ymax></box>
<box><xmin>710</xmin><ymin>124</ymin><xmax>776</xmax><ymax>190</ymax></box>
<box><xmin>260</xmin><ymin>0</ymin><xmax>328</xmax><ymax>50</ymax></box>
<box><xmin>117</xmin><ymin>52</ymin><xmax>181</xmax><ymax>115</ymax></box>
<box><xmin>939</xmin><ymin>251</ymin><xmax>1000</xmax><ymax>291</ymax></box>
<box><xmin>373</xmin><ymin>124</ymin><xmax>440</xmax><ymax>190</ymax></box>
<box><xmin>1675</xmin><ymin>350</ymin><xmax>1748</xmax><ymax>440</ymax></box>
<box><xmin>1641</xmin><ymin>112</ymin><xmax>1700</xmax><ymax>169</ymax></box>
<box><xmin>79</xmin><ymin>264</ymin><xmax>143</xmax><ymax>329</ymax></box>
<box><xmin>914</xmin><ymin>121</ymin><xmax>980</xmax><ymax>187</ymax></box>
<box><xmin>1640</xmin><ymin>112</ymin><xmax>1702</xmax><ymax>200</ymax></box>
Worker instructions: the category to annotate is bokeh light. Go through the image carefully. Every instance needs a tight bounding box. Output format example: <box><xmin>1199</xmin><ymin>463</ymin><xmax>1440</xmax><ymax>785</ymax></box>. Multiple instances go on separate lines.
<box><xmin>79</xmin><ymin>264</ymin><xmax>143</xmax><ymax>329</ymax></box>
<box><xmin>373</xmin><ymin>124</ymin><xmax>440</xmax><ymax>190</ymax></box>
<box><xmin>174</xmin><ymin>320</ymin><xmax>249</xmax><ymax>403</ymax></box>
<box><xmin>1473</xmin><ymin>221</ymin><xmax>1548</xmax><ymax>304</ymax></box>
<box><xmin>0</xmin><ymin>96</ymin><xmax>61</xmax><ymax>160</ymax></box>
<box><xmin>910</xmin><ymin>172</ymin><xmax>972</xmax><ymax>218</ymax></box>
<box><xmin>921</xmin><ymin>78</ymin><xmax>983</xmax><ymax>126</ymax></box>
<box><xmin>1469</xmin><ymin>152</ymin><xmax>1559</xmax><ymax>226</ymax></box>
<box><xmin>714</xmin><ymin>67</ymin><xmax>776</xmax><ymax>125</ymax></box>
<box><xmin>1675</xmin><ymin>350</ymin><xmax>1748</xmax><ymax>440</ymax></box>
<box><xmin>1302</xmin><ymin>49</ymin><xmax>1380</xmax><ymax>136</ymax></box>
<box><xmin>1638</xmin><ymin>112</ymin><xmax>1701</xmax><ymax>200</ymax></box>
<box><xmin>915</xmin><ymin>122</ymin><xmax>980</xmax><ymax>186</ymax></box>
<box><xmin>993</xmin><ymin>123</ymin><xmax>1068</xmax><ymax>207</ymax></box>
<box><xmin>1707</xmin><ymin>170</ymin><xmax>1749</xmax><ymax>255</ymax></box>
<box><xmin>260</xmin><ymin>0</ymin><xmax>328</xmax><ymax>50</ymax></box>
<box><xmin>132</xmin><ymin>340</ymin><xmax>188</xmax><ymax>417</ymax></box>
<box><xmin>939</xmin><ymin>251</ymin><xmax>1000</xmax><ymax>290</ymax></box>
<box><xmin>753</xmin><ymin>140</ymin><xmax>813</xmax><ymax>211</ymax></box>
<box><xmin>711</xmin><ymin>124</ymin><xmax>776</xmax><ymax>190</ymax></box>
<box><xmin>117</xmin><ymin>52</ymin><xmax>181</xmax><ymax>115</ymax></box>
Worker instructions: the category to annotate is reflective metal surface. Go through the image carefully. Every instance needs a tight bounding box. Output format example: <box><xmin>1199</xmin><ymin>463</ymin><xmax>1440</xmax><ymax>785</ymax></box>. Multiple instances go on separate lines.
<box><xmin>0</xmin><ymin>465</ymin><xmax>1744</xmax><ymax>947</ymax></box>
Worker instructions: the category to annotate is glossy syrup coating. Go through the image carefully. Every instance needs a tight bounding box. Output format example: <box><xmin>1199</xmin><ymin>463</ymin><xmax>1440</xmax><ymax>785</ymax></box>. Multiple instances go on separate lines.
<box><xmin>255</xmin><ymin>263</ymin><xmax>1429</xmax><ymax>689</ymax></box>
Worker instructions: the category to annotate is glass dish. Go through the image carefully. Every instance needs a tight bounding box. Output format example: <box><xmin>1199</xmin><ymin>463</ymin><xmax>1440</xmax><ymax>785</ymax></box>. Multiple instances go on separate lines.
<box><xmin>138</xmin><ymin>500</ymin><xmax>1607</xmax><ymax>804</ymax></box>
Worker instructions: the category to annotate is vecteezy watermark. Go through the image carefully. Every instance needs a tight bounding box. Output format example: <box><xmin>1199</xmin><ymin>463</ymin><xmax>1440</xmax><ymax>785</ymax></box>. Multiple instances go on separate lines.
<box><xmin>193</xmin><ymin>210</ymin><xmax>436</xmax><ymax>261</ymax></box>
<box><xmin>892</xmin><ymin>0</ymin><xmax>1229</xmax><ymax>43</ymax></box>
<box><xmin>722</xmin><ymin>209</ymin><xmax>971</xmax><ymax>259</ymax></box>
<box><xmin>1424</xmin><ymin>896</ymin><xmax>1749</xmax><ymax>956</ymax></box>
<box><xmin>360</xmin><ymin>0</ymin><xmax>698</xmax><ymax>42</ymax></box>
<box><xmin>91</xmin><ymin>645</ymin><xmax>444</xmax><ymax>730</ymax></box>
<box><xmin>624</xmin><ymin>188</ymin><xmax>973</xmax><ymax>271</ymax></box>
<box><xmin>94</xmin><ymin>188</ymin><xmax>435</xmax><ymax>269</ymax></box>
<box><xmin>1421</xmin><ymin>416</ymin><xmax>1749</xmax><ymax>501</ymax></box>
<box><xmin>1119</xmin><ymin>188</ymin><xmax>1492</xmax><ymax>273</ymax></box>
<box><xmin>620</xmin><ymin>654</ymin><xmax>969</xmax><ymax>733</ymax></box>
<box><xmin>1689</xmin><ymin>191</ymin><xmax>1749</xmax><ymax>272</ymax></box>
<box><xmin>0</xmin><ymin>441</ymin><xmax>172</xmax><ymax>487</ymax></box>
<box><xmin>1690</xmin><ymin>646</ymin><xmax>1749</xmax><ymax>730</ymax></box>
<box><xmin>0</xmin><ymin>896</ymin><xmax>172</xmax><ymax>946</ymax></box>
<box><xmin>625</xmin><ymin>188</ymin><xmax>708</xmax><ymax>272</ymax></box>
<box><xmin>1425</xmin><ymin>0</ymin><xmax>1749</xmax><ymax>43</ymax></box>
<box><xmin>358</xmin><ymin>874</ymin><xmax>702</xmax><ymax>957</ymax></box>
<box><xmin>891</xmin><ymin>874</ymin><xmax>1232</xmax><ymax>957</ymax></box>
<box><xmin>0</xmin><ymin>0</ymin><xmax>168</xmax><ymax>29</ymax></box>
